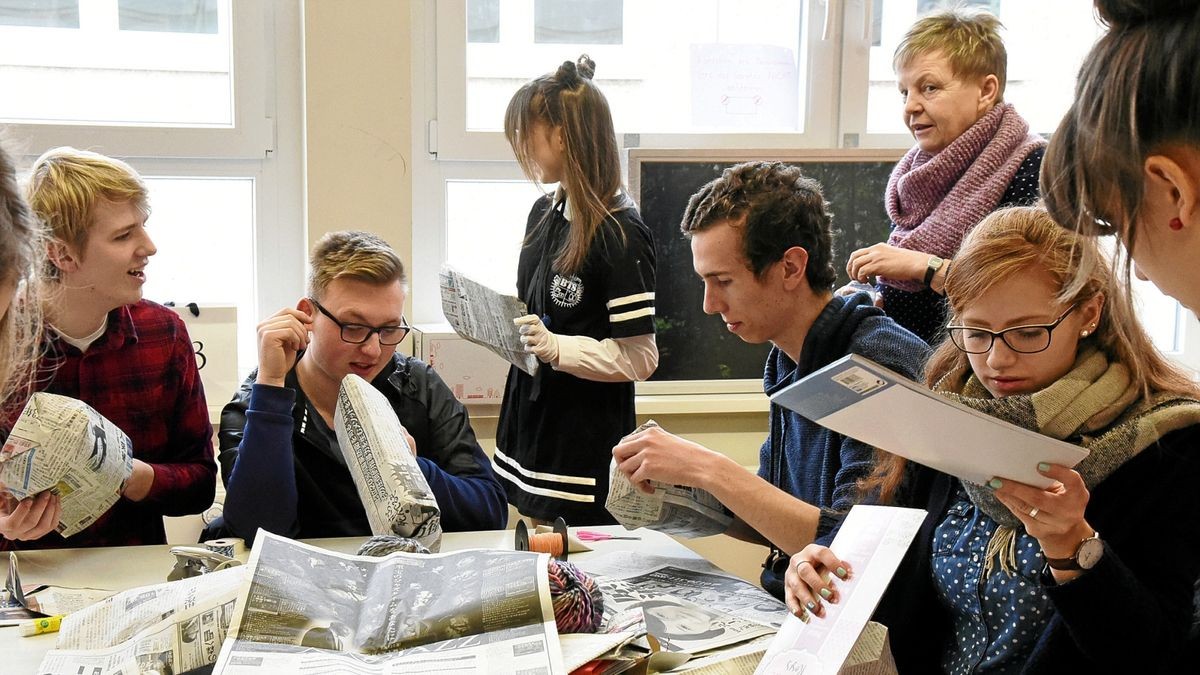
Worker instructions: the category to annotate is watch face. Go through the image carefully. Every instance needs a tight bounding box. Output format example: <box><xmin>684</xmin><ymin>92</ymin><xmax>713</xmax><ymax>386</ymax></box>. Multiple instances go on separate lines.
<box><xmin>1077</xmin><ymin>538</ymin><xmax>1104</xmax><ymax>569</ymax></box>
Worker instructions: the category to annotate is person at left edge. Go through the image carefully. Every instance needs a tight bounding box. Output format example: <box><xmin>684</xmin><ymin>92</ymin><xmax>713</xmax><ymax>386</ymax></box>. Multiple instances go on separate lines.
<box><xmin>213</xmin><ymin>231</ymin><xmax>506</xmax><ymax>542</ymax></box>
<box><xmin>2</xmin><ymin>147</ymin><xmax>216</xmax><ymax>549</ymax></box>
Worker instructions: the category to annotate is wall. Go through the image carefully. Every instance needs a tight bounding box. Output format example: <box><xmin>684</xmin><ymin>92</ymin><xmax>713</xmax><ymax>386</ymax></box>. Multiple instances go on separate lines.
<box><xmin>303</xmin><ymin>0</ymin><xmax>413</xmax><ymax>261</ymax></box>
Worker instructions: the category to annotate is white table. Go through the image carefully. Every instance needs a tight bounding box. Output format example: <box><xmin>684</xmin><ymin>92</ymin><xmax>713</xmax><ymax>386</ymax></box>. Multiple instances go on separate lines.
<box><xmin>5</xmin><ymin>526</ymin><xmax>709</xmax><ymax>673</ymax></box>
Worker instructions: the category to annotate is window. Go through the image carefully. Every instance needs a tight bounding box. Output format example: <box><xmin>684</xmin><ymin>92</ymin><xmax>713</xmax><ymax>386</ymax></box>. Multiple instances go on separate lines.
<box><xmin>841</xmin><ymin>0</ymin><xmax>1107</xmax><ymax>145</ymax></box>
<box><xmin>439</xmin><ymin>0</ymin><xmax>836</xmax><ymax>160</ymax></box>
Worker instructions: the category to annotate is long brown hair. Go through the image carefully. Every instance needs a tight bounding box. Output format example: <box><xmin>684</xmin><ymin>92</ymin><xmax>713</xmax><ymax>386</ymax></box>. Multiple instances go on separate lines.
<box><xmin>504</xmin><ymin>55</ymin><xmax>626</xmax><ymax>276</ymax></box>
<box><xmin>1041</xmin><ymin>1</ymin><xmax>1200</xmax><ymax>252</ymax></box>
<box><xmin>862</xmin><ymin>206</ymin><xmax>1199</xmax><ymax>503</ymax></box>
<box><xmin>0</xmin><ymin>141</ymin><xmax>45</xmax><ymax>422</ymax></box>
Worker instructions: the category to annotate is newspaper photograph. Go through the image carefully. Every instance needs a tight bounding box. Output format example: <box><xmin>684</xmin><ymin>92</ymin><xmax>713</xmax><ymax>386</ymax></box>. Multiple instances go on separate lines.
<box><xmin>440</xmin><ymin>264</ymin><xmax>539</xmax><ymax>376</ymax></box>
<box><xmin>576</xmin><ymin>551</ymin><xmax>781</xmax><ymax>660</ymax></box>
<box><xmin>606</xmin><ymin>421</ymin><xmax>733</xmax><ymax>538</ymax></box>
<box><xmin>0</xmin><ymin>392</ymin><xmax>134</xmax><ymax>537</ymax></box>
<box><xmin>213</xmin><ymin>531</ymin><xmax>565</xmax><ymax>674</ymax></box>
<box><xmin>335</xmin><ymin>374</ymin><xmax>442</xmax><ymax>551</ymax></box>
<box><xmin>38</xmin><ymin>566</ymin><xmax>245</xmax><ymax>674</ymax></box>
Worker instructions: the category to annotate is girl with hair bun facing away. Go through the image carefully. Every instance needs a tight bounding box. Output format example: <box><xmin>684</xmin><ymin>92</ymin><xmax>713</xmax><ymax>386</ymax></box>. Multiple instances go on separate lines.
<box><xmin>494</xmin><ymin>55</ymin><xmax>658</xmax><ymax>525</ymax></box>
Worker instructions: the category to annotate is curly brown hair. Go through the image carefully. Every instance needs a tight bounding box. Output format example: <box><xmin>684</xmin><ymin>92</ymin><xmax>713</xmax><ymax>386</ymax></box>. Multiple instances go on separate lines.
<box><xmin>679</xmin><ymin>161</ymin><xmax>837</xmax><ymax>290</ymax></box>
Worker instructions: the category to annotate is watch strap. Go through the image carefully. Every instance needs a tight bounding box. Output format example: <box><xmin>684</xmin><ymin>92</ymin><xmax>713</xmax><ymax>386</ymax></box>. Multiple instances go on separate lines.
<box><xmin>923</xmin><ymin>256</ymin><xmax>943</xmax><ymax>287</ymax></box>
<box><xmin>1044</xmin><ymin>532</ymin><xmax>1101</xmax><ymax>571</ymax></box>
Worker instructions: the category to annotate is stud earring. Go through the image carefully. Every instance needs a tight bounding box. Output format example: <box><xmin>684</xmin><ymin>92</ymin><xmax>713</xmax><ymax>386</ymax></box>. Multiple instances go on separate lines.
<box><xmin>1170</xmin><ymin>217</ymin><xmax>1184</xmax><ymax>231</ymax></box>
<box><xmin>1080</xmin><ymin>330</ymin><xmax>1090</xmax><ymax>338</ymax></box>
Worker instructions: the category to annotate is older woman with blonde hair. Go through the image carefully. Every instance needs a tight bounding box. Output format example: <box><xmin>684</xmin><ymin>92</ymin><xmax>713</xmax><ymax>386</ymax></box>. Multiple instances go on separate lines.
<box><xmin>788</xmin><ymin>206</ymin><xmax>1200</xmax><ymax>672</ymax></box>
<box><xmin>845</xmin><ymin>8</ymin><xmax>1045</xmax><ymax>343</ymax></box>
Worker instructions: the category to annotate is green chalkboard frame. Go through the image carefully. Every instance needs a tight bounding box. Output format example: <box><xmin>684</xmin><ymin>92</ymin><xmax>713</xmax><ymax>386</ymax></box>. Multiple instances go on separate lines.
<box><xmin>629</xmin><ymin>148</ymin><xmax>905</xmax><ymax>395</ymax></box>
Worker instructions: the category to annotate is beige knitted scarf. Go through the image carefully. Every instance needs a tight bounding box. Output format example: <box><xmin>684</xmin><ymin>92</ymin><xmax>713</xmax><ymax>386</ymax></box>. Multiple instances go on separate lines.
<box><xmin>934</xmin><ymin>348</ymin><xmax>1200</xmax><ymax>575</ymax></box>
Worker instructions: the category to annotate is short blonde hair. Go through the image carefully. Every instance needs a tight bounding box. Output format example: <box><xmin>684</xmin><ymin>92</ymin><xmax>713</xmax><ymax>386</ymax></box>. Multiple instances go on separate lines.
<box><xmin>26</xmin><ymin>146</ymin><xmax>149</xmax><ymax>256</ymax></box>
<box><xmin>894</xmin><ymin>7</ymin><xmax>1007</xmax><ymax>102</ymax></box>
<box><xmin>306</xmin><ymin>230</ymin><xmax>407</xmax><ymax>300</ymax></box>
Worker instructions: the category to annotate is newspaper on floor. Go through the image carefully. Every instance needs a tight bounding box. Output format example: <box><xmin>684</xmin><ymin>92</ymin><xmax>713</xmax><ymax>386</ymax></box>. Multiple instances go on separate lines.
<box><xmin>439</xmin><ymin>264</ymin><xmax>539</xmax><ymax>376</ymax></box>
<box><xmin>211</xmin><ymin>530</ymin><xmax>566</xmax><ymax>674</ymax></box>
<box><xmin>335</xmin><ymin>374</ymin><xmax>442</xmax><ymax>551</ymax></box>
<box><xmin>37</xmin><ymin>566</ymin><xmax>245</xmax><ymax>675</ymax></box>
<box><xmin>0</xmin><ymin>392</ymin><xmax>134</xmax><ymax>537</ymax></box>
<box><xmin>605</xmin><ymin>420</ymin><xmax>733</xmax><ymax>538</ymax></box>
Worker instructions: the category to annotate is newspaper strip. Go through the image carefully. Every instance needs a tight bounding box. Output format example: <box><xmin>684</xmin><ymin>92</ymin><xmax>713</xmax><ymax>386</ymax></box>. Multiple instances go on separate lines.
<box><xmin>439</xmin><ymin>264</ymin><xmax>539</xmax><ymax>376</ymax></box>
<box><xmin>212</xmin><ymin>531</ymin><xmax>564</xmax><ymax>674</ymax></box>
<box><xmin>0</xmin><ymin>392</ymin><xmax>134</xmax><ymax>537</ymax></box>
<box><xmin>37</xmin><ymin>566</ymin><xmax>245</xmax><ymax>675</ymax></box>
<box><xmin>755</xmin><ymin>505</ymin><xmax>925</xmax><ymax>675</ymax></box>
<box><xmin>335</xmin><ymin>374</ymin><xmax>442</xmax><ymax>551</ymax></box>
<box><xmin>605</xmin><ymin>421</ymin><xmax>733</xmax><ymax>538</ymax></box>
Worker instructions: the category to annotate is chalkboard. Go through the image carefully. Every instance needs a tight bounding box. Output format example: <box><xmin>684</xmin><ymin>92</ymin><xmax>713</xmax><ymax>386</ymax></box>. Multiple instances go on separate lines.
<box><xmin>630</xmin><ymin>149</ymin><xmax>904</xmax><ymax>386</ymax></box>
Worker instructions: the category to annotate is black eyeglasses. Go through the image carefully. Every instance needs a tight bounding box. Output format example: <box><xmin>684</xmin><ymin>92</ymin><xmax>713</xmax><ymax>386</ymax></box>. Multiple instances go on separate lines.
<box><xmin>310</xmin><ymin>298</ymin><xmax>410</xmax><ymax>346</ymax></box>
<box><xmin>947</xmin><ymin>304</ymin><xmax>1078</xmax><ymax>355</ymax></box>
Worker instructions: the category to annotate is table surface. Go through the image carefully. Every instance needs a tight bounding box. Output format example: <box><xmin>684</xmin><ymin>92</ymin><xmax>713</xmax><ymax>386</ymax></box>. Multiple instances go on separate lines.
<box><xmin>5</xmin><ymin>526</ymin><xmax>706</xmax><ymax>673</ymax></box>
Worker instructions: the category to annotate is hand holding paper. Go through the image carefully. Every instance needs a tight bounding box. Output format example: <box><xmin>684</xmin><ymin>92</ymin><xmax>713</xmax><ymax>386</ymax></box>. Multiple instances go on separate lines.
<box><xmin>515</xmin><ymin>314</ymin><xmax>560</xmax><ymax>364</ymax></box>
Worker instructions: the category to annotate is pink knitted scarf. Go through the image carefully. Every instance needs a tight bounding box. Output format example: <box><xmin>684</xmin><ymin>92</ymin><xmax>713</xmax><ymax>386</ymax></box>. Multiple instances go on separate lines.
<box><xmin>882</xmin><ymin>103</ymin><xmax>1045</xmax><ymax>292</ymax></box>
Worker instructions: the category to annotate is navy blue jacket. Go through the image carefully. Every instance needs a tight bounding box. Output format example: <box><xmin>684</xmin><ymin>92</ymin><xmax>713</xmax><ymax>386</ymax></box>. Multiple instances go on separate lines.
<box><xmin>217</xmin><ymin>354</ymin><xmax>507</xmax><ymax>541</ymax></box>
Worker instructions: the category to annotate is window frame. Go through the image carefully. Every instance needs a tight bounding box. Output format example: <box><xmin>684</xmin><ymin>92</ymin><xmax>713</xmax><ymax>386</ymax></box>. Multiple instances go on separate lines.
<box><xmin>1</xmin><ymin>0</ymin><xmax>275</xmax><ymax>159</ymax></box>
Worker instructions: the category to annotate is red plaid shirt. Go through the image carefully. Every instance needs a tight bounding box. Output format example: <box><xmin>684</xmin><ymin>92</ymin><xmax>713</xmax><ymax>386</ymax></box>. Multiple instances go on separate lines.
<box><xmin>1</xmin><ymin>300</ymin><xmax>216</xmax><ymax>549</ymax></box>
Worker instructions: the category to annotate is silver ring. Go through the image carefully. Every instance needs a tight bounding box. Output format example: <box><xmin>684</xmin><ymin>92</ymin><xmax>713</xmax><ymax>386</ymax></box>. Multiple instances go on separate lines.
<box><xmin>795</xmin><ymin>559</ymin><xmax>812</xmax><ymax>572</ymax></box>
<box><xmin>1028</xmin><ymin>507</ymin><xmax>1039</xmax><ymax>519</ymax></box>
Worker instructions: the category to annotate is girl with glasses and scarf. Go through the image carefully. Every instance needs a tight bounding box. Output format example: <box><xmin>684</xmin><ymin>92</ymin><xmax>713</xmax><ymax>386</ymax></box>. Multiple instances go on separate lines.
<box><xmin>785</xmin><ymin>206</ymin><xmax>1200</xmax><ymax>673</ymax></box>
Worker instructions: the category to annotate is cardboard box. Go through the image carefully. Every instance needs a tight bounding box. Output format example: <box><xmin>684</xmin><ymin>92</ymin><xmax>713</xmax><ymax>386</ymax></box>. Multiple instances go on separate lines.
<box><xmin>411</xmin><ymin>323</ymin><xmax>510</xmax><ymax>405</ymax></box>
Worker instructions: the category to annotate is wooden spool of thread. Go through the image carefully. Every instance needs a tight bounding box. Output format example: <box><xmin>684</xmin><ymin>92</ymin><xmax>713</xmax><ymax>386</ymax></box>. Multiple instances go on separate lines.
<box><xmin>515</xmin><ymin>517</ymin><xmax>569</xmax><ymax>560</ymax></box>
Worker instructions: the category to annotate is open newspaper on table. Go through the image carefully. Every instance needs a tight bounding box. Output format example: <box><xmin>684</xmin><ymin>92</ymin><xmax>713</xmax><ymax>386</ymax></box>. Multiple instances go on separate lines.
<box><xmin>37</xmin><ymin>566</ymin><xmax>245</xmax><ymax>674</ymax></box>
<box><xmin>0</xmin><ymin>392</ymin><xmax>133</xmax><ymax>537</ymax></box>
<box><xmin>605</xmin><ymin>421</ymin><xmax>733</xmax><ymax>538</ymax></box>
<box><xmin>440</xmin><ymin>264</ymin><xmax>539</xmax><ymax>376</ymax></box>
<box><xmin>335</xmin><ymin>373</ymin><xmax>442</xmax><ymax>551</ymax></box>
<box><xmin>212</xmin><ymin>531</ymin><xmax>565</xmax><ymax>674</ymax></box>
<box><xmin>576</xmin><ymin>550</ymin><xmax>784</xmax><ymax>670</ymax></box>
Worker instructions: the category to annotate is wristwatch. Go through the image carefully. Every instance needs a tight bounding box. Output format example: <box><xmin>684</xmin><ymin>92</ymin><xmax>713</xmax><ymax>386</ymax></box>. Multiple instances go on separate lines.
<box><xmin>923</xmin><ymin>255</ymin><xmax>944</xmax><ymax>287</ymax></box>
<box><xmin>1045</xmin><ymin>531</ymin><xmax>1104</xmax><ymax>571</ymax></box>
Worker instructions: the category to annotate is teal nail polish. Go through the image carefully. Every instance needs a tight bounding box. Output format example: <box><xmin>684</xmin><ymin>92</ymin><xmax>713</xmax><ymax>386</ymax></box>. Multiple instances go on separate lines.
<box><xmin>1038</xmin><ymin>462</ymin><xmax>1051</xmax><ymax>472</ymax></box>
<box><xmin>819</xmin><ymin>587</ymin><xmax>832</xmax><ymax>600</ymax></box>
<box><xmin>988</xmin><ymin>478</ymin><xmax>1003</xmax><ymax>489</ymax></box>
<box><xmin>835</xmin><ymin>566</ymin><xmax>848</xmax><ymax>579</ymax></box>
<box><xmin>806</xmin><ymin>601</ymin><xmax>816</xmax><ymax>611</ymax></box>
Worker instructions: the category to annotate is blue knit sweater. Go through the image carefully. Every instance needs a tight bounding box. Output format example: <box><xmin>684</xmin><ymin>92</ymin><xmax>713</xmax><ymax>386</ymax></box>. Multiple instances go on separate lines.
<box><xmin>758</xmin><ymin>293</ymin><xmax>930</xmax><ymax>536</ymax></box>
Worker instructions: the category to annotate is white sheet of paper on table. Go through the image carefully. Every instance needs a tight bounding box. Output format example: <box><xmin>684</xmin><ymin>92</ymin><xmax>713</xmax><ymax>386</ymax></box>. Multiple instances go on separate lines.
<box><xmin>754</xmin><ymin>505</ymin><xmax>926</xmax><ymax>675</ymax></box>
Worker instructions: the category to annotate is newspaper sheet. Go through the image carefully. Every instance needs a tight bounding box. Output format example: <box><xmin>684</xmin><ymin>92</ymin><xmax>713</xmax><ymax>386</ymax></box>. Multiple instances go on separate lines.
<box><xmin>579</xmin><ymin>551</ymin><xmax>780</xmax><ymax>657</ymax></box>
<box><xmin>37</xmin><ymin>566</ymin><xmax>245</xmax><ymax>675</ymax></box>
<box><xmin>770</xmin><ymin>354</ymin><xmax>1089</xmax><ymax>488</ymax></box>
<box><xmin>440</xmin><ymin>264</ymin><xmax>539</xmax><ymax>376</ymax></box>
<box><xmin>335</xmin><ymin>374</ymin><xmax>442</xmax><ymax>550</ymax></box>
<box><xmin>212</xmin><ymin>531</ymin><xmax>565</xmax><ymax>674</ymax></box>
<box><xmin>605</xmin><ymin>421</ymin><xmax>733</xmax><ymax>538</ymax></box>
<box><xmin>0</xmin><ymin>392</ymin><xmax>134</xmax><ymax>537</ymax></box>
<box><xmin>755</xmin><ymin>505</ymin><xmax>925</xmax><ymax>675</ymax></box>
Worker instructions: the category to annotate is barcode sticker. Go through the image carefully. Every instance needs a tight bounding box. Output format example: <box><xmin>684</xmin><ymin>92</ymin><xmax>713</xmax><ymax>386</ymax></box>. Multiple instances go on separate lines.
<box><xmin>832</xmin><ymin>366</ymin><xmax>888</xmax><ymax>395</ymax></box>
